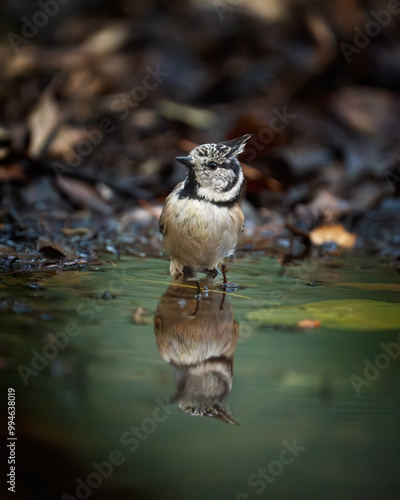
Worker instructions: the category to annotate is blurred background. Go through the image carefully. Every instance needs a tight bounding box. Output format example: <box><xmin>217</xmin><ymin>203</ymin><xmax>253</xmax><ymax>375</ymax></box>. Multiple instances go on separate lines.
<box><xmin>1</xmin><ymin>2</ymin><xmax>400</xmax><ymax>500</ymax></box>
<box><xmin>0</xmin><ymin>0</ymin><xmax>400</xmax><ymax>263</ymax></box>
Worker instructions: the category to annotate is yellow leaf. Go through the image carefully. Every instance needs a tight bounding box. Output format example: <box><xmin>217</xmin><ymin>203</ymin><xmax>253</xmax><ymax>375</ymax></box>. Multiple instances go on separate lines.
<box><xmin>248</xmin><ymin>299</ymin><xmax>400</xmax><ymax>331</ymax></box>
<box><xmin>310</xmin><ymin>224</ymin><xmax>356</xmax><ymax>248</ymax></box>
<box><xmin>334</xmin><ymin>283</ymin><xmax>400</xmax><ymax>292</ymax></box>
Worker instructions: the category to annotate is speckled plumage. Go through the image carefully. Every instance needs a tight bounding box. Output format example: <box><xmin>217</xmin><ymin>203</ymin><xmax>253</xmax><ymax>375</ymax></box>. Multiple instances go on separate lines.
<box><xmin>160</xmin><ymin>134</ymin><xmax>251</xmax><ymax>277</ymax></box>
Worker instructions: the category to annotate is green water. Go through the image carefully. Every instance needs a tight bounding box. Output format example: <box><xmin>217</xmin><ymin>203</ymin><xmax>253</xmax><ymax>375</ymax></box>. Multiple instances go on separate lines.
<box><xmin>1</xmin><ymin>254</ymin><xmax>400</xmax><ymax>500</ymax></box>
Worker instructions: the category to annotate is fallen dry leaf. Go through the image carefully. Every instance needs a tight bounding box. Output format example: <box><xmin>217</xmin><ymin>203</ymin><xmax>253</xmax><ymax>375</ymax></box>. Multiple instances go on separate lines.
<box><xmin>28</xmin><ymin>90</ymin><xmax>62</xmax><ymax>158</ymax></box>
<box><xmin>331</xmin><ymin>86</ymin><xmax>399</xmax><ymax>136</ymax></box>
<box><xmin>310</xmin><ymin>224</ymin><xmax>356</xmax><ymax>248</ymax></box>
<box><xmin>61</xmin><ymin>227</ymin><xmax>91</xmax><ymax>236</ymax></box>
<box><xmin>243</xmin><ymin>0</ymin><xmax>287</xmax><ymax>22</ymax></box>
<box><xmin>80</xmin><ymin>22</ymin><xmax>130</xmax><ymax>56</ymax></box>
<box><xmin>0</xmin><ymin>164</ymin><xmax>27</xmax><ymax>182</ymax></box>
<box><xmin>304</xmin><ymin>190</ymin><xmax>353</xmax><ymax>221</ymax></box>
<box><xmin>133</xmin><ymin>307</ymin><xmax>151</xmax><ymax>325</ymax></box>
<box><xmin>37</xmin><ymin>237</ymin><xmax>67</xmax><ymax>259</ymax></box>
<box><xmin>49</xmin><ymin>126</ymin><xmax>87</xmax><ymax>159</ymax></box>
<box><xmin>56</xmin><ymin>176</ymin><xmax>113</xmax><ymax>215</ymax></box>
<box><xmin>297</xmin><ymin>319</ymin><xmax>321</xmax><ymax>330</ymax></box>
<box><xmin>161</xmin><ymin>100</ymin><xmax>217</xmax><ymax>128</ymax></box>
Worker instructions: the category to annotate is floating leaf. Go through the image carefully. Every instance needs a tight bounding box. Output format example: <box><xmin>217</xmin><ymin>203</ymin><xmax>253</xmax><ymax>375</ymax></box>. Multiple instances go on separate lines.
<box><xmin>334</xmin><ymin>283</ymin><xmax>400</xmax><ymax>292</ymax></box>
<box><xmin>297</xmin><ymin>319</ymin><xmax>321</xmax><ymax>329</ymax></box>
<box><xmin>248</xmin><ymin>299</ymin><xmax>400</xmax><ymax>331</ymax></box>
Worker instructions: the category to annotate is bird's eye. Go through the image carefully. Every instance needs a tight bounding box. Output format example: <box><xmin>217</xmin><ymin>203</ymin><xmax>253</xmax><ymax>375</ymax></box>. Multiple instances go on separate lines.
<box><xmin>208</xmin><ymin>161</ymin><xmax>219</xmax><ymax>170</ymax></box>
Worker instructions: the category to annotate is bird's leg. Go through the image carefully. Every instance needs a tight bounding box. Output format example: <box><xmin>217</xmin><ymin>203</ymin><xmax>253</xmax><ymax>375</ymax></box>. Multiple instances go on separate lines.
<box><xmin>221</xmin><ymin>263</ymin><xmax>233</xmax><ymax>290</ymax></box>
<box><xmin>219</xmin><ymin>291</ymin><xmax>226</xmax><ymax>311</ymax></box>
<box><xmin>220</xmin><ymin>262</ymin><xmax>242</xmax><ymax>292</ymax></box>
<box><xmin>186</xmin><ymin>281</ymin><xmax>201</xmax><ymax>318</ymax></box>
<box><xmin>193</xmin><ymin>281</ymin><xmax>201</xmax><ymax>316</ymax></box>
<box><xmin>222</xmin><ymin>263</ymin><xmax>228</xmax><ymax>285</ymax></box>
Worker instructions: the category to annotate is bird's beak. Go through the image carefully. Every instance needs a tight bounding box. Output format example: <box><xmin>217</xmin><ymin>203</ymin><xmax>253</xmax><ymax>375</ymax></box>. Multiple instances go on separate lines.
<box><xmin>176</xmin><ymin>156</ymin><xmax>192</xmax><ymax>167</ymax></box>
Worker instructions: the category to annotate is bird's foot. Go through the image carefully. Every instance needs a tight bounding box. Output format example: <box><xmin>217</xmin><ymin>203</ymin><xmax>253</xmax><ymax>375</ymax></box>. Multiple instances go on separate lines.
<box><xmin>219</xmin><ymin>263</ymin><xmax>242</xmax><ymax>291</ymax></box>
<box><xmin>205</xmin><ymin>268</ymin><xmax>220</xmax><ymax>279</ymax></box>
<box><xmin>220</xmin><ymin>281</ymin><xmax>243</xmax><ymax>292</ymax></box>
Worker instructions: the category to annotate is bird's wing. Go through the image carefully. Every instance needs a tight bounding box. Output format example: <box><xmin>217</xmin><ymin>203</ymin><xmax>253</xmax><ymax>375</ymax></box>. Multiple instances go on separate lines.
<box><xmin>159</xmin><ymin>207</ymin><xmax>166</xmax><ymax>234</ymax></box>
<box><xmin>238</xmin><ymin>179</ymin><xmax>246</xmax><ymax>203</ymax></box>
<box><xmin>159</xmin><ymin>182</ymin><xmax>184</xmax><ymax>235</ymax></box>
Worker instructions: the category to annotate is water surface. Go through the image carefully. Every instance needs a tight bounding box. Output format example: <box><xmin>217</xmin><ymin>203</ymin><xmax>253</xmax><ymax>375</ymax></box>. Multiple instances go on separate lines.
<box><xmin>1</xmin><ymin>253</ymin><xmax>400</xmax><ymax>500</ymax></box>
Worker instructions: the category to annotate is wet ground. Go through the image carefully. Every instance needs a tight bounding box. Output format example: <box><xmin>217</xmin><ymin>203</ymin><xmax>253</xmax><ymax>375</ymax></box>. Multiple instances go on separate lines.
<box><xmin>1</xmin><ymin>253</ymin><xmax>400</xmax><ymax>500</ymax></box>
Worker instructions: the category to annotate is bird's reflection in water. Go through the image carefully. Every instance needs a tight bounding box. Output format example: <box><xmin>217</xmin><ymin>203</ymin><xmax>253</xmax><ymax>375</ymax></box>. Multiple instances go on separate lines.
<box><xmin>154</xmin><ymin>278</ymin><xmax>239</xmax><ymax>425</ymax></box>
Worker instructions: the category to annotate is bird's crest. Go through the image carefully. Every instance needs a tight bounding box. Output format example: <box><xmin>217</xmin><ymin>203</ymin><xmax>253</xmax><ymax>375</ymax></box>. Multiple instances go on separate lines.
<box><xmin>191</xmin><ymin>134</ymin><xmax>251</xmax><ymax>162</ymax></box>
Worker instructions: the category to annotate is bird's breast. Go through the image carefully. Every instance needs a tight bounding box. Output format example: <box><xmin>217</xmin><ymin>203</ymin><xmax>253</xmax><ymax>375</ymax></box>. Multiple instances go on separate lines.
<box><xmin>162</xmin><ymin>192</ymin><xmax>244</xmax><ymax>269</ymax></box>
<box><xmin>167</xmin><ymin>195</ymin><xmax>243</xmax><ymax>238</ymax></box>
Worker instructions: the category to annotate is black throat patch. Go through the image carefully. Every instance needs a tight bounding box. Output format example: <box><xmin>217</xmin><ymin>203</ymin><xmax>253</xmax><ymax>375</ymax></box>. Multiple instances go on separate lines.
<box><xmin>178</xmin><ymin>173</ymin><xmax>243</xmax><ymax>207</ymax></box>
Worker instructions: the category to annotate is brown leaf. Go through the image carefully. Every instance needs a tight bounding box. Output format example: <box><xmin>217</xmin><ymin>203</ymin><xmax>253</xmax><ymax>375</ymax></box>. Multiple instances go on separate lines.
<box><xmin>331</xmin><ymin>86</ymin><xmax>399</xmax><ymax>136</ymax></box>
<box><xmin>306</xmin><ymin>14</ymin><xmax>337</xmax><ymax>73</ymax></box>
<box><xmin>310</xmin><ymin>224</ymin><xmax>356</xmax><ymax>248</ymax></box>
<box><xmin>28</xmin><ymin>91</ymin><xmax>62</xmax><ymax>158</ymax></box>
<box><xmin>133</xmin><ymin>307</ymin><xmax>151</xmax><ymax>325</ymax></box>
<box><xmin>37</xmin><ymin>237</ymin><xmax>67</xmax><ymax>259</ymax></box>
<box><xmin>80</xmin><ymin>23</ymin><xmax>130</xmax><ymax>56</ymax></box>
<box><xmin>305</xmin><ymin>190</ymin><xmax>352</xmax><ymax>221</ymax></box>
<box><xmin>297</xmin><ymin>319</ymin><xmax>321</xmax><ymax>330</ymax></box>
<box><xmin>48</xmin><ymin>126</ymin><xmax>87</xmax><ymax>159</ymax></box>
<box><xmin>0</xmin><ymin>164</ymin><xmax>27</xmax><ymax>182</ymax></box>
<box><xmin>56</xmin><ymin>176</ymin><xmax>113</xmax><ymax>215</ymax></box>
<box><xmin>61</xmin><ymin>228</ymin><xmax>91</xmax><ymax>236</ymax></box>
<box><xmin>243</xmin><ymin>0</ymin><xmax>286</xmax><ymax>22</ymax></box>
